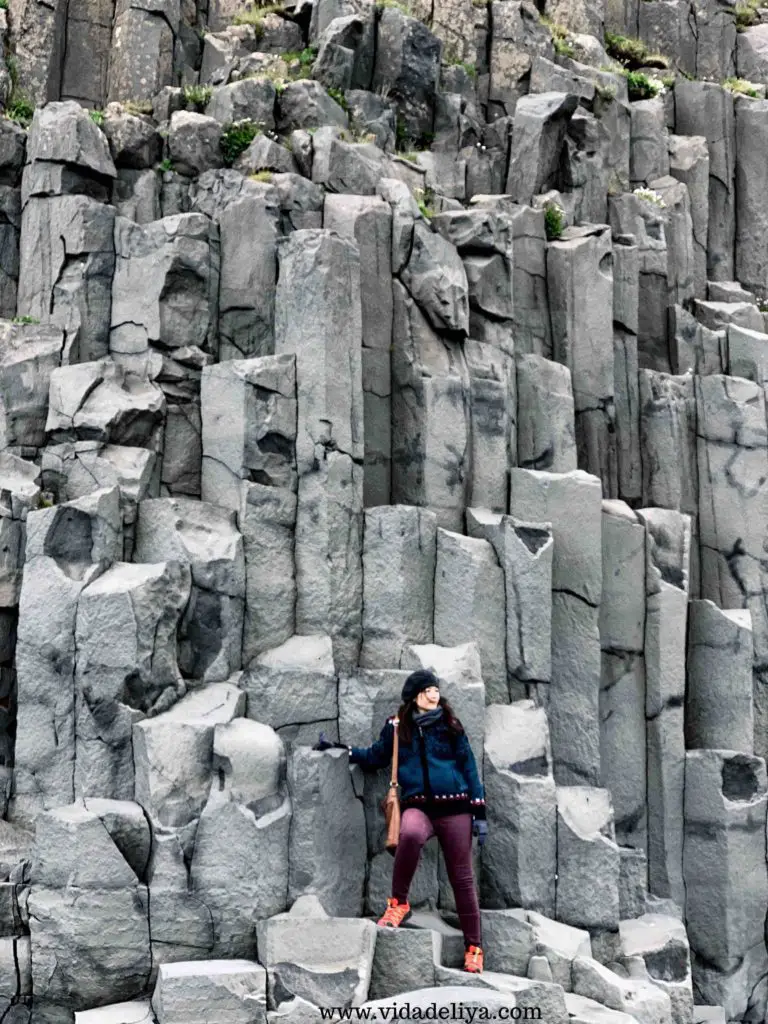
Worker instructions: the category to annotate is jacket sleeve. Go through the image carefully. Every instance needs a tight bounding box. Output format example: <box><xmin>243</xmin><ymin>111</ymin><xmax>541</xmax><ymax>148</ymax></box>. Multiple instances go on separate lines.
<box><xmin>455</xmin><ymin>732</ymin><xmax>486</xmax><ymax>821</ymax></box>
<box><xmin>348</xmin><ymin>718</ymin><xmax>395</xmax><ymax>772</ymax></box>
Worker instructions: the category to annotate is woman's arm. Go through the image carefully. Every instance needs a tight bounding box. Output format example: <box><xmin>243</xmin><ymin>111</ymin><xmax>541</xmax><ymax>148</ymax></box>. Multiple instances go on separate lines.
<box><xmin>455</xmin><ymin>733</ymin><xmax>486</xmax><ymax>820</ymax></box>
<box><xmin>348</xmin><ymin>718</ymin><xmax>396</xmax><ymax>771</ymax></box>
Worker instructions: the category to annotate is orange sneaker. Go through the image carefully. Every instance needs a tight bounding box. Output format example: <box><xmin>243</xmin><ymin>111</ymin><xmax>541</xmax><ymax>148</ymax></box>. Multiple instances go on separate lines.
<box><xmin>377</xmin><ymin>897</ymin><xmax>412</xmax><ymax>928</ymax></box>
<box><xmin>464</xmin><ymin>945</ymin><xmax>484</xmax><ymax>973</ymax></box>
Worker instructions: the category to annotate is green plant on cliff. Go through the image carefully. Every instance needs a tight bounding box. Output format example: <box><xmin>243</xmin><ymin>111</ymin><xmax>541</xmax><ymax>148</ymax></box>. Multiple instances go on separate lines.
<box><xmin>220</xmin><ymin>119</ymin><xmax>262</xmax><ymax>165</ymax></box>
<box><xmin>326</xmin><ymin>86</ymin><xmax>350</xmax><ymax>112</ymax></box>
<box><xmin>124</xmin><ymin>99</ymin><xmax>154</xmax><ymax>116</ymax></box>
<box><xmin>5</xmin><ymin>96</ymin><xmax>34</xmax><ymax>128</ymax></box>
<box><xmin>249</xmin><ymin>170</ymin><xmax>274</xmax><ymax>182</ymax></box>
<box><xmin>540</xmin><ymin>16</ymin><xmax>574</xmax><ymax>58</ymax></box>
<box><xmin>413</xmin><ymin>186</ymin><xmax>435</xmax><ymax>219</ymax></box>
<box><xmin>89</xmin><ymin>109</ymin><xmax>105</xmax><ymax>127</ymax></box>
<box><xmin>0</xmin><ymin>2</ymin><xmax>9</xmax><ymax>10</ymax></box>
<box><xmin>233</xmin><ymin>3</ymin><xmax>285</xmax><ymax>39</ymax></box>
<box><xmin>723</xmin><ymin>76</ymin><xmax>759</xmax><ymax>96</ymax></box>
<box><xmin>183</xmin><ymin>84</ymin><xmax>213</xmax><ymax>111</ymax></box>
<box><xmin>618</xmin><ymin>68</ymin><xmax>661</xmax><ymax>100</ymax></box>
<box><xmin>544</xmin><ymin>202</ymin><xmax>565</xmax><ymax>241</ymax></box>
<box><xmin>12</xmin><ymin>315</ymin><xmax>40</xmax><ymax>325</ymax></box>
<box><xmin>735</xmin><ymin>0</ymin><xmax>760</xmax><ymax>30</ymax></box>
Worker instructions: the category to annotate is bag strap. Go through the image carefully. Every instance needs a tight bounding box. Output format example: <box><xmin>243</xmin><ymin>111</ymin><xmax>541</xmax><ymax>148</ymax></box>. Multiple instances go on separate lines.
<box><xmin>389</xmin><ymin>717</ymin><xmax>399</xmax><ymax>787</ymax></box>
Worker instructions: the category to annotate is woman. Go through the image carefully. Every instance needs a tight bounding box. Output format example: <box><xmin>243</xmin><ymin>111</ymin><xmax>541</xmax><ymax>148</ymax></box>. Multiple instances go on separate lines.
<box><xmin>314</xmin><ymin>668</ymin><xmax>488</xmax><ymax>974</ymax></box>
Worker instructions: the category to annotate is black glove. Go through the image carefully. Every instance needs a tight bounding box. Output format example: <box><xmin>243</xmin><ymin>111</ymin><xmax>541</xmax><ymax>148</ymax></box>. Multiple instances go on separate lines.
<box><xmin>473</xmin><ymin>819</ymin><xmax>488</xmax><ymax>847</ymax></box>
<box><xmin>312</xmin><ymin>731</ymin><xmax>348</xmax><ymax>752</ymax></box>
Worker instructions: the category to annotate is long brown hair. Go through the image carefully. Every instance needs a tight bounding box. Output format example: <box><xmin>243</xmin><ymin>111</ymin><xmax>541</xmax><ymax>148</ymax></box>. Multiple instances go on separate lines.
<box><xmin>395</xmin><ymin>696</ymin><xmax>464</xmax><ymax>745</ymax></box>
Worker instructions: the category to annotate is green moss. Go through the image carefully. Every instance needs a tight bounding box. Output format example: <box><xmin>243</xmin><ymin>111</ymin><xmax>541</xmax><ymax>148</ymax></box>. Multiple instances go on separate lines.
<box><xmin>249</xmin><ymin>170</ymin><xmax>274</xmax><ymax>182</ymax></box>
<box><xmin>604</xmin><ymin>32</ymin><xmax>668</xmax><ymax>71</ymax></box>
<box><xmin>233</xmin><ymin>3</ymin><xmax>285</xmax><ymax>37</ymax></box>
<box><xmin>445</xmin><ymin>58</ymin><xmax>478</xmax><ymax>78</ymax></box>
<box><xmin>735</xmin><ymin>0</ymin><xmax>760</xmax><ymax>30</ymax></box>
<box><xmin>540</xmin><ymin>15</ymin><xmax>575</xmax><ymax>58</ymax></box>
<box><xmin>375</xmin><ymin>0</ymin><xmax>413</xmax><ymax>13</ymax></box>
<box><xmin>159</xmin><ymin>157</ymin><xmax>175</xmax><ymax>172</ymax></box>
<box><xmin>220</xmin><ymin>119</ymin><xmax>263</xmax><ymax>165</ymax></box>
<box><xmin>4</xmin><ymin>96</ymin><xmax>34</xmax><ymax>128</ymax></box>
<box><xmin>0</xmin><ymin>2</ymin><xmax>9</xmax><ymax>10</ymax></box>
<box><xmin>124</xmin><ymin>99</ymin><xmax>154</xmax><ymax>116</ymax></box>
<box><xmin>544</xmin><ymin>203</ymin><xmax>565</xmax><ymax>241</ymax></box>
<box><xmin>326</xmin><ymin>86</ymin><xmax>350</xmax><ymax>112</ymax></box>
<box><xmin>724</xmin><ymin>76</ymin><xmax>759</xmax><ymax>96</ymax></box>
<box><xmin>183</xmin><ymin>84</ymin><xmax>213</xmax><ymax>110</ymax></box>
<box><xmin>413</xmin><ymin>187</ymin><xmax>435</xmax><ymax>219</ymax></box>
<box><xmin>618</xmin><ymin>67</ymin><xmax>661</xmax><ymax>101</ymax></box>
<box><xmin>12</xmin><ymin>315</ymin><xmax>40</xmax><ymax>325</ymax></box>
<box><xmin>89</xmin><ymin>109</ymin><xmax>105</xmax><ymax>127</ymax></box>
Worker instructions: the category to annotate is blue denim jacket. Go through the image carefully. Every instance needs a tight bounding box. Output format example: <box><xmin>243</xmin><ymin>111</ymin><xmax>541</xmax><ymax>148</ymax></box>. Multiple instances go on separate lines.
<box><xmin>349</xmin><ymin>715</ymin><xmax>486</xmax><ymax>820</ymax></box>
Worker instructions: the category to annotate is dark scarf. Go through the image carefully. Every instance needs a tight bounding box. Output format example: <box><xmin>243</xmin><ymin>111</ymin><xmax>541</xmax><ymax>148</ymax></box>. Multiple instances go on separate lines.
<box><xmin>413</xmin><ymin>706</ymin><xmax>444</xmax><ymax>729</ymax></box>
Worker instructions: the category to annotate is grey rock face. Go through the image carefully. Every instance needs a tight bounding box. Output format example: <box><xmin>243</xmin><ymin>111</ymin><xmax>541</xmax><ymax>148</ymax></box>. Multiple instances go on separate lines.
<box><xmin>547</xmin><ymin>225</ymin><xmax>615</xmax><ymax>494</ymax></box>
<box><xmin>18</xmin><ymin>196</ymin><xmax>116</xmax><ymax>365</ymax></box>
<box><xmin>108</xmin><ymin>0</ymin><xmax>179</xmax><ymax>105</ymax></box>
<box><xmin>372</xmin><ymin>10</ymin><xmax>441</xmax><ymax>143</ymax></box>
<box><xmin>489</xmin><ymin>2</ymin><xmax>555</xmax><ymax>113</ymax></box>
<box><xmin>734</xmin><ymin>98</ymin><xmax>768</xmax><ymax>300</ymax></box>
<box><xmin>111</xmin><ymin>213</ymin><xmax>220</xmax><ymax>371</ymax></box>
<box><xmin>506</xmin><ymin>93</ymin><xmax>578</xmax><ymax>205</ymax></box>
<box><xmin>275</xmin><ymin>230</ymin><xmax>364</xmax><ymax>670</ymax></box>
<box><xmin>675</xmin><ymin>82</ymin><xmax>735</xmax><ymax>282</ymax></box>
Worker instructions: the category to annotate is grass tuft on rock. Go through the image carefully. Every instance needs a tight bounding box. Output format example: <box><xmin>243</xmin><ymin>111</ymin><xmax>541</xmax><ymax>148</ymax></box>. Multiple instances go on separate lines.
<box><xmin>544</xmin><ymin>203</ymin><xmax>565</xmax><ymax>240</ymax></box>
<box><xmin>183</xmin><ymin>84</ymin><xmax>213</xmax><ymax>111</ymax></box>
<box><xmin>220</xmin><ymin>119</ymin><xmax>263</xmax><ymax>165</ymax></box>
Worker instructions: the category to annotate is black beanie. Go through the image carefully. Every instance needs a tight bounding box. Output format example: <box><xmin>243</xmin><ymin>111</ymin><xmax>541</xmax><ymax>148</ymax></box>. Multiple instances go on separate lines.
<box><xmin>401</xmin><ymin>668</ymin><xmax>439</xmax><ymax>704</ymax></box>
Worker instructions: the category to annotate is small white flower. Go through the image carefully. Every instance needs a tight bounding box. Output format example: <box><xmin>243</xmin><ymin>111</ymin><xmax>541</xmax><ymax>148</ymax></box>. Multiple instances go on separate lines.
<box><xmin>633</xmin><ymin>186</ymin><xmax>666</xmax><ymax>208</ymax></box>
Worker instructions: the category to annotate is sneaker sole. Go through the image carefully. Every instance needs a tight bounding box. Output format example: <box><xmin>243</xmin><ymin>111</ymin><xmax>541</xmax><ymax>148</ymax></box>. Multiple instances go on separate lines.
<box><xmin>377</xmin><ymin>911</ymin><xmax>413</xmax><ymax>928</ymax></box>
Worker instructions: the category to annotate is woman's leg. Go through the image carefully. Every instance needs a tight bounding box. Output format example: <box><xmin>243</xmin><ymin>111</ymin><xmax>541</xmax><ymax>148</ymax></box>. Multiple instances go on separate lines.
<box><xmin>391</xmin><ymin>808</ymin><xmax>434</xmax><ymax>902</ymax></box>
<box><xmin>434</xmin><ymin>813</ymin><xmax>482</xmax><ymax>947</ymax></box>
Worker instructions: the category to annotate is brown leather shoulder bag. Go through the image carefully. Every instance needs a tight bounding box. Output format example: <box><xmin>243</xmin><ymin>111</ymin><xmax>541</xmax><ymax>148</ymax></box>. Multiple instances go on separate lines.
<box><xmin>381</xmin><ymin>716</ymin><xmax>400</xmax><ymax>855</ymax></box>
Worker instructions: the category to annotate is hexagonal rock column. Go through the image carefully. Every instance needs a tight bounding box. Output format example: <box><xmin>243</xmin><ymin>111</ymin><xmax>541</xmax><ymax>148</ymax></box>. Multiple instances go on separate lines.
<box><xmin>547</xmin><ymin>225</ymin><xmax>616</xmax><ymax>495</ymax></box>
<box><xmin>26</xmin><ymin>803</ymin><xmax>151</xmax><ymax>1019</ymax></box>
<box><xmin>509</xmin><ymin>468</ymin><xmax>602</xmax><ymax>787</ymax></box>
<box><xmin>434</xmin><ymin>529</ymin><xmax>506</xmax><ymax>704</ymax></box>
<box><xmin>189</xmin><ymin>720</ymin><xmax>292</xmax><ymax>959</ymax></box>
<box><xmin>391</xmin><ymin>281</ymin><xmax>470</xmax><ymax>532</ymax></box>
<box><xmin>555</xmin><ymin>786</ymin><xmax>620</xmax><ymax>932</ymax></box>
<box><xmin>110</xmin><ymin>213</ymin><xmax>220</xmax><ymax>372</ymax></box>
<box><xmin>467</xmin><ymin>507</ymin><xmax>553</xmax><ymax>701</ymax></box>
<box><xmin>8</xmin><ymin>487</ymin><xmax>122</xmax><ymax>827</ymax></box>
<box><xmin>515</xmin><ymin>353</ymin><xmax>577</xmax><ymax>474</ymax></box>
<box><xmin>618</xmin><ymin>914</ymin><xmax>695</xmax><ymax>1024</ymax></box>
<box><xmin>133</xmin><ymin>680</ymin><xmax>245</xmax><ymax>829</ymax></box>
<box><xmin>0</xmin><ymin>321</ymin><xmax>63</xmax><ymax>460</ymax></box>
<box><xmin>696</xmin><ymin>375</ymin><xmax>768</xmax><ymax>747</ymax></box>
<box><xmin>686</xmin><ymin>601</ymin><xmax>753</xmax><ymax>753</ymax></box>
<box><xmin>608</xmin><ymin>192</ymin><xmax>670</xmax><ymax>373</ymax></box>
<box><xmin>74</xmin><ymin>558</ymin><xmax>192</xmax><ymax>800</ymax></box>
<box><xmin>0</xmin><ymin>454</ymin><xmax>40</xmax><ymax>807</ymax></box>
<box><xmin>152</xmin><ymin>960</ymin><xmax>267</xmax><ymax>1024</ymax></box>
<box><xmin>201</xmin><ymin>354</ymin><xmax>297</xmax><ymax>667</ymax></box>
<box><xmin>243</xmin><ymin>634</ymin><xmax>337</xmax><ymax>748</ymax></box>
<box><xmin>324</xmin><ymin>195</ymin><xmax>394</xmax><ymax>508</ymax></box>
<box><xmin>674</xmin><ymin>82</ymin><xmax>735</xmax><ymax>283</ymax></box>
<box><xmin>636</xmin><ymin>507</ymin><xmax>690</xmax><ymax>908</ymax></box>
<box><xmin>107</xmin><ymin>0</ymin><xmax>179</xmax><ymax>105</ymax></box>
<box><xmin>481</xmin><ymin>702</ymin><xmax>556</xmax><ymax>916</ymax></box>
<box><xmin>683</xmin><ymin>751</ymin><xmax>768</xmax><ymax>1023</ymax></box>
<box><xmin>360</xmin><ymin>505</ymin><xmax>437</xmax><ymax>670</ymax></box>
<box><xmin>135</xmin><ymin>497</ymin><xmax>245</xmax><ymax>683</ymax></box>
<box><xmin>257</xmin><ymin>896</ymin><xmax>377</xmax><ymax>1009</ymax></box>
<box><xmin>599</xmin><ymin>501</ymin><xmax>646</xmax><ymax>851</ymax></box>
<box><xmin>287</xmin><ymin>747</ymin><xmax>367</xmax><ymax>917</ymax></box>
<box><xmin>639</xmin><ymin>370</ymin><xmax>699</xmax><ymax>597</ymax></box>
<box><xmin>275</xmin><ymin>230</ymin><xmax>364</xmax><ymax>671</ymax></box>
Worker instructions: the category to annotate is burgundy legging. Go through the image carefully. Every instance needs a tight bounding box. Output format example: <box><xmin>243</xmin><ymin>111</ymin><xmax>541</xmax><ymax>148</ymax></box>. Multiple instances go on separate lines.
<box><xmin>391</xmin><ymin>808</ymin><xmax>482</xmax><ymax>948</ymax></box>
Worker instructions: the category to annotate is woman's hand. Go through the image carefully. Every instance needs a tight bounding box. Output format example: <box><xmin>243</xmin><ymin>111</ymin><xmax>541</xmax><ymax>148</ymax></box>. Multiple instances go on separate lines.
<box><xmin>312</xmin><ymin>731</ymin><xmax>348</xmax><ymax>752</ymax></box>
<box><xmin>472</xmin><ymin>819</ymin><xmax>488</xmax><ymax>847</ymax></box>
